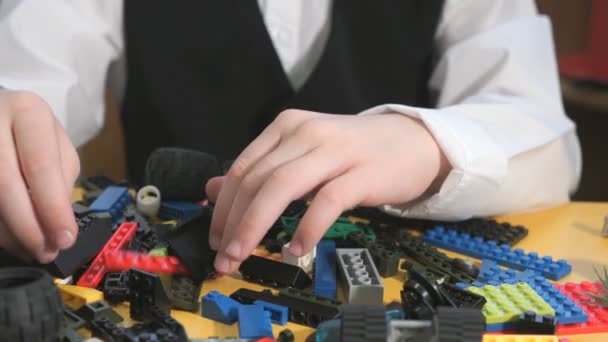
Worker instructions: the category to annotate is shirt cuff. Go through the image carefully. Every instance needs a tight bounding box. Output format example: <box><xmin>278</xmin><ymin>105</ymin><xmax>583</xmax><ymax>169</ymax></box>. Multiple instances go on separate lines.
<box><xmin>358</xmin><ymin>103</ymin><xmax>508</xmax><ymax>220</ymax></box>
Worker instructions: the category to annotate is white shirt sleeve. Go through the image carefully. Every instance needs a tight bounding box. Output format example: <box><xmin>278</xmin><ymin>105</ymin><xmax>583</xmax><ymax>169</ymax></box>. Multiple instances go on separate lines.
<box><xmin>360</xmin><ymin>0</ymin><xmax>582</xmax><ymax>220</ymax></box>
<box><xmin>0</xmin><ymin>0</ymin><xmax>122</xmax><ymax>147</ymax></box>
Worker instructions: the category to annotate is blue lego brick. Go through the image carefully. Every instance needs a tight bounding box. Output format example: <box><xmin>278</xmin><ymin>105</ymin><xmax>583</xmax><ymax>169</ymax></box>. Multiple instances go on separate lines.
<box><xmin>485</xmin><ymin>321</ymin><xmax>519</xmax><ymax>332</ymax></box>
<box><xmin>475</xmin><ymin>259</ymin><xmax>587</xmax><ymax>325</ymax></box>
<box><xmin>201</xmin><ymin>291</ymin><xmax>242</xmax><ymax>324</ymax></box>
<box><xmin>314</xmin><ymin>240</ymin><xmax>337</xmax><ymax>299</ymax></box>
<box><xmin>89</xmin><ymin>186</ymin><xmax>131</xmax><ymax>223</ymax></box>
<box><xmin>237</xmin><ymin>304</ymin><xmax>273</xmax><ymax>339</ymax></box>
<box><xmin>253</xmin><ymin>300</ymin><xmax>288</xmax><ymax>325</ymax></box>
<box><xmin>423</xmin><ymin>226</ymin><xmax>572</xmax><ymax>280</ymax></box>
<box><xmin>159</xmin><ymin>200</ymin><xmax>202</xmax><ymax>221</ymax></box>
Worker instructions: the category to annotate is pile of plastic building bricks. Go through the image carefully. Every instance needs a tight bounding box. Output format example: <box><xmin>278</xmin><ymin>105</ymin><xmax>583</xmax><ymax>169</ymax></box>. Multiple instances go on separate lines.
<box><xmin>0</xmin><ymin>148</ymin><xmax>603</xmax><ymax>342</ymax></box>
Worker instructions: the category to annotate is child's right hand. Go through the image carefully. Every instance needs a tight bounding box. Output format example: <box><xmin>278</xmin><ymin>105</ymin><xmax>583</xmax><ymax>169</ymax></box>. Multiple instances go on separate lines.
<box><xmin>0</xmin><ymin>89</ymin><xmax>79</xmax><ymax>263</ymax></box>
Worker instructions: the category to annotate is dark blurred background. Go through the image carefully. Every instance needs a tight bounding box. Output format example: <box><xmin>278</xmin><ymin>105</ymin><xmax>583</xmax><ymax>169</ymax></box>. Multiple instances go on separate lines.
<box><xmin>537</xmin><ymin>0</ymin><xmax>608</xmax><ymax>201</ymax></box>
<box><xmin>79</xmin><ymin>0</ymin><xmax>608</xmax><ymax>201</ymax></box>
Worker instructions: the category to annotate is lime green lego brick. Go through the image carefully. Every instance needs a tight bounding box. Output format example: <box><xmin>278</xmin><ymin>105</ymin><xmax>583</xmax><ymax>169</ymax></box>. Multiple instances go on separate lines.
<box><xmin>148</xmin><ymin>247</ymin><xmax>171</xmax><ymax>288</ymax></box>
<box><xmin>149</xmin><ymin>247</ymin><xmax>168</xmax><ymax>256</ymax></box>
<box><xmin>467</xmin><ymin>282</ymin><xmax>555</xmax><ymax>324</ymax></box>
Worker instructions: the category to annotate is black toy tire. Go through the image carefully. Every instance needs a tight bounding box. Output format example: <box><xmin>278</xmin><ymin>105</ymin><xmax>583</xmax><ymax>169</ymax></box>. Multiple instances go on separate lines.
<box><xmin>0</xmin><ymin>268</ymin><xmax>64</xmax><ymax>342</ymax></box>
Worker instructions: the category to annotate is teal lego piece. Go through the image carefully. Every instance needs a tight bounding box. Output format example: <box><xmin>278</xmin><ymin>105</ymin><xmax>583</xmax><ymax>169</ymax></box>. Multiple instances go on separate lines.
<box><xmin>465</xmin><ymin>282</ymin><xmax>555</xmax><ymax>324</ymax></box>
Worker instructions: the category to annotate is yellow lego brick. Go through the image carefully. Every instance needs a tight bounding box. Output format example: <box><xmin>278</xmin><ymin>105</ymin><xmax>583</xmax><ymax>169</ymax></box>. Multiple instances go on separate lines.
<box><xmin>59</xmin><ymin>284</ymin><xmax>104</xmax><ymax>310</ymax></box>
<box><xmin>483</xmin><ymin>335</ymin><xmax>558</xmax><ymax>342</ymax></box>
<box><xmin>467</xmin><ymin>282</ymin><xmax>555</xmax><ymax>324</ymax></box>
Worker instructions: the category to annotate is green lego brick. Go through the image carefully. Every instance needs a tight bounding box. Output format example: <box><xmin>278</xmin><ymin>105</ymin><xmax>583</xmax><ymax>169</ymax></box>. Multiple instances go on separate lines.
<box><xmin>281</xmin><ymin>216</ymin><xmax>376</xmax><ymax>240</ymax></box>
<box><xmin>149</xmin><ymin>246</ymin><xmax>169</xmax><ymax>256</ymax></box>
<box><xmin>148</xmin><ymin>246</ymin><xmax>171</xmax><ymax>288</ymax></box>
<box><xmin>466</xmin><ymin>282</ymin><xmax>554</xmax><ymax>324</ymax></box>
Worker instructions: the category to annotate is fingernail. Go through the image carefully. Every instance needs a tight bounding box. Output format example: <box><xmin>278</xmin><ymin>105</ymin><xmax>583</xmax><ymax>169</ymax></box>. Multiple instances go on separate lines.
<box><xmin>209</xmin><ymin>235</ymin><xmax>219</xmax><ymax>251</ymax></box>
<box><xmin>224</xmin><ymin>240</ymin><xmax>242</xmax><ymax>259</ymax></box>
<box><xmin>214</xmin><ymin>255</ymin><xmax>230</xmax><ymax>273</ymax></box>
<box><xmin>56</xmin><ymin>230</ymin><xmax>75</xmax><ymax>249</ymax></box>
<box><xmin>289</xmin><ymin>241</ymin><xmax>302</xmax><ymax>256</ymax></box>
<box><xmin>38</xmin><ymin>248</ymin><xmax>58</xmax><ymax>264</ymax></box>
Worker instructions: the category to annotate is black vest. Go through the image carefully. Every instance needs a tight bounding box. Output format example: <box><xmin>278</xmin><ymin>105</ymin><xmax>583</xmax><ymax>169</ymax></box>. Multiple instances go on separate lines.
<box><xmin>123</xmin><ymin>0</ymin><xmax>444</xmax><ymax>183</ymax></box>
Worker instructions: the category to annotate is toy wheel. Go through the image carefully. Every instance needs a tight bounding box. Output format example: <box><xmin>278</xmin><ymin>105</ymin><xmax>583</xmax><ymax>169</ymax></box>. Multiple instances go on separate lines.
<box><xmin>0</xmin><ymin>268</ymin><xmax>64</xmax><ymax>342</ymax></box>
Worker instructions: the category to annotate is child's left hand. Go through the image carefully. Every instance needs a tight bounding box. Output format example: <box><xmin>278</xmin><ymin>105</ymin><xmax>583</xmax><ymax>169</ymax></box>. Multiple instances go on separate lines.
<box><xmin>206</xmin><ymin>109</ymin><xmax>450</xmax><ymax>274</ymax></box>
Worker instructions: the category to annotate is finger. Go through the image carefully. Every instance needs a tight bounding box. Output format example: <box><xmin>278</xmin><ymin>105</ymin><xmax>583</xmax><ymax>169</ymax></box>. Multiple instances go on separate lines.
<box><xmin>13</xmin><ymin>106</ymin><xmax>77</xmax><ymax>252</ymax></box>
<box><xmin>289</xmin><ymin>168</ymin><xmax>368</xmax><ymax>256</ymax></box>
<box><xmin>0</xmin><ymin>126</ymin><xmax>58</xmax><ymax>262</ymax></box>
<box><xmin>205</xmin><ymin>176</ymin><xmax>226</xmax><ymax>203</ymax></box>
<box><xmin>55</xmin><ymin>119</ymin><xmax>80</xmax><ymax>196</ymax></box>
<box><xmin>217</xmin><ymin>136</ymin><xmax>316</xmax><ymax>261</ymax></box>
<box><xmin>210</xmin><ymin>110</ymin><xmax>317</xmax><ymax>248</ymax></box>
<box><xmin>214</xmin><ymin>147</ymin><xmax>350</xmax><ymax>273</ymax></box>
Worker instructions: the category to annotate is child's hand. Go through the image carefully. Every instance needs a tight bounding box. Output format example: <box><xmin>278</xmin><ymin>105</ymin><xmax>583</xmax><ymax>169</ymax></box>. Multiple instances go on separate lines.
<box><xmin>208</xmin><ymin>109</ymin><xmax>450</xmax><ymax>274</ymax></box>
<box><xmin>0</xmin><ymin>90</ymin><xmax>79</xmax><ymax>263</ymax></box>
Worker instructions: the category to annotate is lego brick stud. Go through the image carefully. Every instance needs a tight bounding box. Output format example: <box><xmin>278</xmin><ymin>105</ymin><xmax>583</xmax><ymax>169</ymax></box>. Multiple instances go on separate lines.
<box><xmin>136</xmin><ymin>185</ymin><xmax>162</xmax><ymax>217</ymax></box>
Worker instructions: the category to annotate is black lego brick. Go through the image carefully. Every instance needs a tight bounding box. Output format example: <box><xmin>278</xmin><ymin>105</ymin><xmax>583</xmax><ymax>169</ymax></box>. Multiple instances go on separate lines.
<box><xmin>513</xmin><ymin>311</ymin><xmax>556</xmax><ymax>335</ymax></box>
<box><xmin>239</xmin><ymin>255</ymin><xmax>312</xmax><ymax>289</ymax></box>
<box><xmin>230</xmin><ymin>288</ymin><xmax>340</xmax><ymax>328</ymax></box>
<box><xmin>103</xmin><ymin>272</ymin><xmax>130</xmax><ymax>304</ymax></box>
<box><xmin>75</xmin><ymin>300</ymin><xmax>123</xmax><ymax>324</ymax></box>
<box><xmin>439</xmin><ymin>283</ymin><xmax>486</xmax><ymax>309</ymax></box>
<box><xmin>398</xmin><ymin>231</ymin><xmax>476</xmax><ymax>284</ymax></box>
<box><xmin>127</xmin><ymin>269</ymin><xmax>171</xmax><ymax>323</ymax></box>
<box><xmin>168</xmin><ymin>208</ymin><xmax>216</xmax><ymax>282</ymax></box>
<box><xmin>168</xmin><ymin>276</ymin><xmax>202</xmax><ymax>312</ymax></box>
<box><xmin>42</xmin><ymin>212</ymin><xmax>113</xmax><ymax>278</ymax></box>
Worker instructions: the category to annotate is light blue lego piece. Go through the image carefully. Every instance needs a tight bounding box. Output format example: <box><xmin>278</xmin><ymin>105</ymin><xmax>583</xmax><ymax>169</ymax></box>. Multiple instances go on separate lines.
<box><xmin>254</xmin><ymin>300</ymin><xmax>288</xmax><ymax>325</ymax></box>
<box><xmin>90</xmin><ymin>186</ymin><xmax>131</xmax><ymax>223</ymax></box>
<box><xmin>474</xmin><ymin>259</ymin><xmax>587</xmax><ymax>325</ymax></box>
<box><xmin>314</xmin><ymin>240</ymin><xmax>337</xmax><ymax>299</ymax></box>
<box><xmin>237</xmin><ymin>304</ymin><xmax>273</xmax><ymax>339</ymax></box>
<box><xmin>201</xmin><ymin>291</ymin><xmax>242</xmax><ymax>325</ymax></box>
<box><xmin>423</xmin><ymin>226</ymin><xmax>572</xmax><ymax>280</ymax></box>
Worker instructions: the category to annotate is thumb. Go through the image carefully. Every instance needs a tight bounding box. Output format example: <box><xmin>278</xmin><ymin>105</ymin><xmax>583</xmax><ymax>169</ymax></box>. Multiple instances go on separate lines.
<box><xmin>205</xmin><ymin>176</ymin><xmax>226</xmax><ymax>203</ymax></box>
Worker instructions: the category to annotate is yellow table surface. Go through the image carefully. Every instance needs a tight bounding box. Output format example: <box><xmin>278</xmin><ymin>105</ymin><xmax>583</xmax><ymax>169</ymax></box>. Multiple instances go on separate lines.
<box><xmin>104</xmin><ymin>201</ymin><xmax>608</xmax><ymax>341</ymax></box>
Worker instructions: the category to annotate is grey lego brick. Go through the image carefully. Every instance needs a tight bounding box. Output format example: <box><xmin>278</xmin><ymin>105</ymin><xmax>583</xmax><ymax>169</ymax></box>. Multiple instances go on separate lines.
<box><xmin>336</xmin><ymin>248</ymin><xmax>384</xmax><ymax>305</ymax></box>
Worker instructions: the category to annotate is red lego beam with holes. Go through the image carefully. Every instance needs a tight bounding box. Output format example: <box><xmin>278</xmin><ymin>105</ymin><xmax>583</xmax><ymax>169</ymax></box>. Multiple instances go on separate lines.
<box><xmin>76</xmin><ymin>222</ymin><xmax>139</xmax><ymax>288</ymax></box>
<box><xmin>105</xmin><ymin>250</ymin><xmax>189</xmax><ymax>275</ymax></box>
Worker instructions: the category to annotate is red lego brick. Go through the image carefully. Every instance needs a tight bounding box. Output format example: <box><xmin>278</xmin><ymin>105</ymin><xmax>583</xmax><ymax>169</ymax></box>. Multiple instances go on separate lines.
<box><xmin>555</xmin><ymin>281</ymin><xmax>608</xmax><ymax>335</ymax></box>
<box><xmin>105</xmin><ymin>250</ymin><xmax>189</xmax><ymax>275</ymax></box>
<box><xmin>76</xmin><ymin>222</ymin><xmax>138</xmax><ymax>288</ymax></box>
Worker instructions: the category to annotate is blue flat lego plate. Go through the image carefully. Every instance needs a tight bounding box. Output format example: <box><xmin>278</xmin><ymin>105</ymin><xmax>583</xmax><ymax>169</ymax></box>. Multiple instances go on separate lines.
<box><xmin>423</xmin><ymin>227</ymin><xmax>572</xmax><ymax>280</ymax></box>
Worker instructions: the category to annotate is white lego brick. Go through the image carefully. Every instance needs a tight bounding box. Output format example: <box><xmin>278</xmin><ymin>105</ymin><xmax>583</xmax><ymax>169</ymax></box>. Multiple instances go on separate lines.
<box><xmin>388</xmin><ymin>320</ymin><xmax>435</xmax><ymax>342</ymax></box>
<box><xmin>282</xmin><ymin>242</ymin><xmax>316</xmax><ymax>273</ymax></box>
